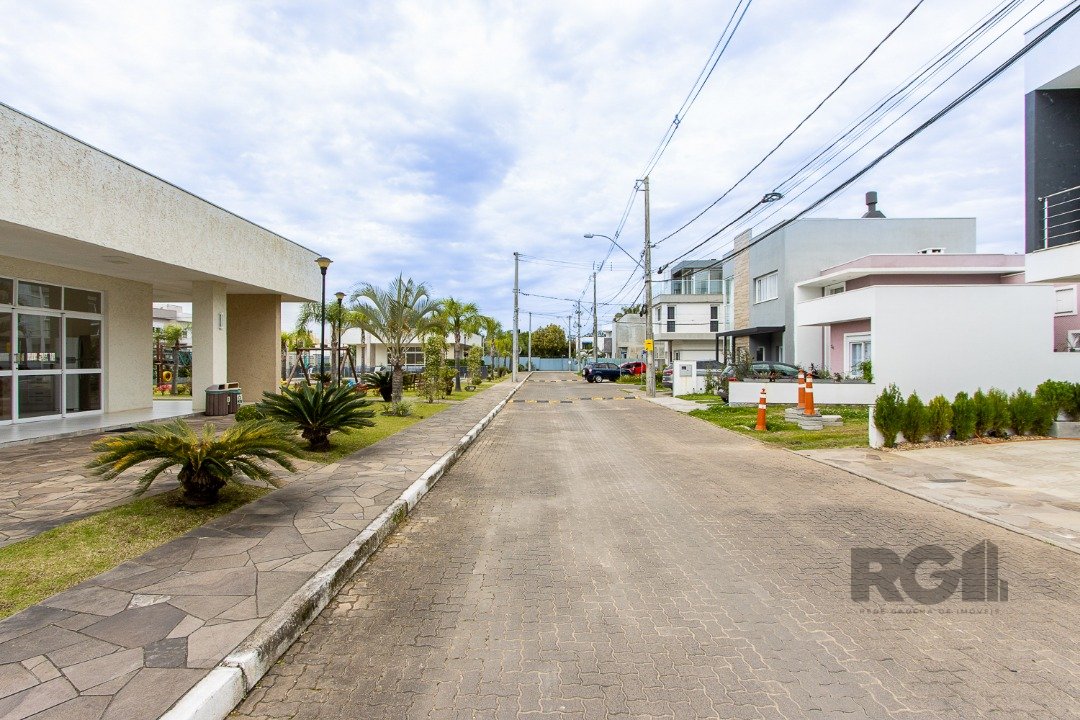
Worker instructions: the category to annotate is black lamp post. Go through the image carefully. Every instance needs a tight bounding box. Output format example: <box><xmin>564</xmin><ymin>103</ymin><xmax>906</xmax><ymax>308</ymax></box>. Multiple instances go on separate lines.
<box><xmin>334</xmin><ymin>291</ymin><xmax>346</xmax><ymax>386</ymax></box>
<box><xmin>315</xmin><ymin>257</ymin><xmax>332</xmax><ymax>387</ymax></box>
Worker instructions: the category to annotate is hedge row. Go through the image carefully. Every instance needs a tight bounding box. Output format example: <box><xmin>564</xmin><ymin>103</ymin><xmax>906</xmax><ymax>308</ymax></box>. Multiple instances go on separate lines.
<box><xmin>872</xmin><ymin>380</ymin><xmax>1079</xmax><ymax>448</ymax></box>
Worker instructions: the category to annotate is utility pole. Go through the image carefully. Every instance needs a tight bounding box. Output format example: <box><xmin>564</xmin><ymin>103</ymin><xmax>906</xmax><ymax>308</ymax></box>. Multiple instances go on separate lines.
<box><xmin>512</xmin><ymin>252</ymin><xmax>520</xmax><ymax>382</ymax></box>
<box><xmin>575</xmin><ymin>302</ymin><xmax>582</xmax><ymax>362</ymax></box>
<box><xmin>592</xmin><ymin>270</ymin><xmax>598</xmax><ymax>363</ymax></box>
<box><xmin>527</xmin><ymin>311</ymin><xmax>533</xmax><ymax>371</ymax></box>
<box><xmin>643</xmin><ymin>176</ymin><xmax>656</xmax><ymax>398</ymax></box>
<box><xmin>567</xmin><ymin>314</ymin><xmax>572</xmax><ymax>364</ymax></box>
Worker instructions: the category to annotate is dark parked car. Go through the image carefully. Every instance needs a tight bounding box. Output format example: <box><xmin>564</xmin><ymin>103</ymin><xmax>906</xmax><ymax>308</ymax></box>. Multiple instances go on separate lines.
<box><xmin>661</xmin><ymin>366</ymin><xmax>673</xmax><ymax>388</ymax></box>
<box><xmin>620</xmin><ymin>361</ymin><xmax>646</xmax><ymax>375</ymax></box>
<box><xmin>720</xmin><ymin>361</ymin><xmax>801</xmax><ymax>380</ymax></box>
<box><xmin>584</xmin><ymin>362</ymin><xmax>623</xmax><ymax>383</ymax></box>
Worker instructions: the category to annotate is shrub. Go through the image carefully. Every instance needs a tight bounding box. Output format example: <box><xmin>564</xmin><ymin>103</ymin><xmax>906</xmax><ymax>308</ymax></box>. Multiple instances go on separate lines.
<box><xmin>1032</xmin><ymin>396</ymin><xmax>1056</xmax><ymax>436</ymax></box>
<box><xmin>441</xmin><ymin>366</ymin><xmax>457</xmax><ymax>396</ymax></box>
<box><xmin>859</xmin><ymin>360</ymin><xmax>873</xmax><ymax>383</ymax></box>
<box><xmin>361</xmin><ymin>371</ymin><xmax>393</xmax><ymax>402</ymax></box>
<box><xmin>88</xmin><ymin>419</ymin><xmax>298</xmax><ymax>505</ymax></box>
<box><xmin>873</xmin><ymin>384</ymin><xmax>904</xmax><ymax>448</ymax></box>
<box><xmin>985</xmin><ymin>388</ymin><xmax>1010</xmax><ymax>436</ymax></box>
<box><xmin>901</xmin><ymin>392</ymin><xmax>927</xmax><ymax>443</ymax></box>
<box><xmin>1035</xmin><ymin>379</ymin><xmax>1080</xmax><ymax>420</ymax></box>
<box><xmin>382</xmin><ymin>400</ymin><xmax>413</xmax><ymax>417</ymax></box>
<box><xmin>952</xmin><ymin>392</ymin><xmax>976</xmax><ymax>441</ymax></box>
<box><xmin>175</xmin><ymin>384</ymin><xmax>189</xmax><ymax>395</ymax></box>
<box><xmin>234</xmin><ymin>404</ymin><xmax>264</xmax><ymax>422</ymax></box>
<box><xmin>972</xmin><ymin>389</ymin><xmax>990</xmax><ymax>437</ymax></box>
<box><xmin>926</xmin><ymin>396</ymin><xmax>953</xmax><ymax>441</ymax></box>
<box><xmin>467</xmin><ymin>346</ymin><xmax>484</xmax><ymax>386</ymax></box>
<box><xmin>422</xmin><ymin>335</ymin><xmax>445</xmax><ymax>403</ymax></box>
<box><xmin>1008</xmin><ymin>389</ymin><xmax>1040</xmax><ymax>436</ymax></box>
<box><xmin>256</xmin><ymin>384</ymin><xmax>375</xmax><ymax>451</ymax></box>
<box><xmin>703</xmin><ymin>370</ymin><xmax>717</xmax><ymax>395</ymax></box>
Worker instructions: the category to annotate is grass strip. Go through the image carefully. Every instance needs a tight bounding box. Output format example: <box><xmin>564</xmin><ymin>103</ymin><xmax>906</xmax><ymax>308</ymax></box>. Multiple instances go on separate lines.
<box><xmin>690</xmin><ymin>404</ymin><xmax>869</xmax><ymax>450</ymax></box>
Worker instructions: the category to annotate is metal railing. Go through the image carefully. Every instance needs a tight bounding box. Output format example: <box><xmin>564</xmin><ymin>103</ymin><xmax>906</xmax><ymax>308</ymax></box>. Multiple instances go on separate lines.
<box><xmin>654</xmin><ymin>278</ymin><xmax>724</xmax><ymax>296</ymax></box>
<box><xmin>1042</xmin><ymin>184</ymin><xmax>1080</xmax><ymax>249</ymax></box>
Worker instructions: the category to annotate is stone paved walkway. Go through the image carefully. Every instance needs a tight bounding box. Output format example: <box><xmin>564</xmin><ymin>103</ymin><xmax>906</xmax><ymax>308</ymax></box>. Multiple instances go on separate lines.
<box><xmin>803</xmin><ymin>440</ymin><xmax>1080</xmax><ymax>555</ymax></box>
<box><xmin>238</xmin><ymin>372</ymin><xmax>1080</xmax><ymax>719</ymax></box>
<box><xmin>0</xmin><ymin>416</ymin><xmax>271</xmax><ymax>548</ymax></box>
<box><xmin>0</xmin><ymin>381</ymin><xmax>518</xmax><ymax>720</ymax></box>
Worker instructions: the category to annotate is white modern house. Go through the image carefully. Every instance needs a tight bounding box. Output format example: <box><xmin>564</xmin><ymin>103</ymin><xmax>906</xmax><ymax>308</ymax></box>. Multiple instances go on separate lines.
<box><xmin>651</xmin><ymin>260</ymin><xmax>728</xmax><ymax>363</ymax></box>
<box><xmin>1023</xmin><ymin>2</ymin><xmax>1080</xmax><ymax>291</ymax></box>
<box><xmin>0</xmin><ymin>103</ymin><xmax>321</xmax><ymax>431</ymax></box>
<box><xmin>336</xmin><ymin>329</ymin><xmax>485</xmax><ymax>373</ymax></box>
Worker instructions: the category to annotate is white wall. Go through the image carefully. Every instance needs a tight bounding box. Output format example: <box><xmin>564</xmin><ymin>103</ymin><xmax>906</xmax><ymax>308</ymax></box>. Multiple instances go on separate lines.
<box><xmin>1024</xmin><ymin>1</ymin><xmax>1080</xmax><ymax>92</ymax></box>
<box><xmin>728</xmin><ymin>381</ymin><xmax>878</xmax><ymax>406</ymax></box>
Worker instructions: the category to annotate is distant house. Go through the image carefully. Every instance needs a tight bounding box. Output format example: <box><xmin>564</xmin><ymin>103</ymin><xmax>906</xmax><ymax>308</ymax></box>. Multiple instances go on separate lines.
<box><xmin>612</xmin><ymin>312</ymin><xmax>646</xmax><ymax>360</ymax></box>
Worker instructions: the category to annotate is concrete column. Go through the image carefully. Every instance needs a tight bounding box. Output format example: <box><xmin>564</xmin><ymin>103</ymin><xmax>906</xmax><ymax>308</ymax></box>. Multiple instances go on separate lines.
<box><xmin>192</xmin><ymin>281</ymin><xmax>228</xmax><ymax>412</ymax></box>
<box><xmin>227</xmin><ymin>293</ymin><xmax>282</xmax><ymax>404</ymax></box>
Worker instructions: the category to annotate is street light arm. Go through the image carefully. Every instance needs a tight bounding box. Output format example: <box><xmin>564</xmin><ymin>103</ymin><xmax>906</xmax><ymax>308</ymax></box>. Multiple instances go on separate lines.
<box><xmin>584</xmin><ymin>233</ymin><xmax>642</xmax><ymax>270</ymax></box>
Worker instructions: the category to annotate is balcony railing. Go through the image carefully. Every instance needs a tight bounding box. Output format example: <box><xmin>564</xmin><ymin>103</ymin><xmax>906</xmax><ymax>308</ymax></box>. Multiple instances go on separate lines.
<box><xmin>653</xmin><ymin>278</ymin><xmax>723</xmax><ymax>296</ymax></box>
<box><xmin>1042</xmin><ymin>184</ymin><xmax>1080</xmax><ymax>249</ymax></box>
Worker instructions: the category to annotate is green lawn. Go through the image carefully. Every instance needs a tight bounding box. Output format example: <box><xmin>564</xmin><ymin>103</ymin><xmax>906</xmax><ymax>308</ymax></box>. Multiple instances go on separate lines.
<box><xmin>297</xmin><ymin>400</ymin><xmax>450</xmax><ymax>462</ymax></box>
<box><xmin>0</xmin><ymin>484</ymin><xmax>269</xmax><ymax>620</ymax></box>
<box><xmin>676</xmin><ymin>393</ymin><xmax>726</xmax><ymax>404</ymax></box>
<box><xmin>690</xmin><ymin>404</ymin><xmax>869</xmax><ymax>450</ymax></box>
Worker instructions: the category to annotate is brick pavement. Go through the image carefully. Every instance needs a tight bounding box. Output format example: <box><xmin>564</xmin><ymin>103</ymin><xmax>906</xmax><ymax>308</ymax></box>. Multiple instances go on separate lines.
<box><xmin>237</xmin><ymin>371</ymin><xmax>1080</xmax><ymax>719</ymax></box>
<box><xmin>0</xmin><ymin>382</ymin><xmax>518</xmax><ymax>720</ymax></box>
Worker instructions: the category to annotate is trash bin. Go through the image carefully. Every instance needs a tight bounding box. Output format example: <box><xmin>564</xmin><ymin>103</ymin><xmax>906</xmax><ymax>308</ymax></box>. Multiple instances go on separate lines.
<box><xmin>205</xmin><ymin>383</ymin><xmax>242</xmax><ymax>416</ymax></box>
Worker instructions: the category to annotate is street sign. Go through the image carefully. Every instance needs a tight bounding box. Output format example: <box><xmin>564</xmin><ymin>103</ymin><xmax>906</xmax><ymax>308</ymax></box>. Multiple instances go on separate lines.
<box><xmin>643</xmin><ymin>339</ymin><xmax>653</xmax><ymax>352</ymax></box>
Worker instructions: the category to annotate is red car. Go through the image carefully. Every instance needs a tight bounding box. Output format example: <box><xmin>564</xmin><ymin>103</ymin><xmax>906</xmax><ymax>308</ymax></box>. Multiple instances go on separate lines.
<box><xmin>620</xmin><ymin>361</ymin><xmax>646</xmax><ymax>375</ymax></box>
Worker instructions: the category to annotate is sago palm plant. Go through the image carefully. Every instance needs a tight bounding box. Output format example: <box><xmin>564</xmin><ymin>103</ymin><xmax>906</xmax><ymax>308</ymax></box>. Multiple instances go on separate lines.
<box><xmin>257</xmin><ymin>383</ymin><xmax>375</xmax><ymax>451</ymax></box>
<box><xmin>88</xmin><ymin>419</ymin><xmax>301</xmax><ymax>505</ymax></box>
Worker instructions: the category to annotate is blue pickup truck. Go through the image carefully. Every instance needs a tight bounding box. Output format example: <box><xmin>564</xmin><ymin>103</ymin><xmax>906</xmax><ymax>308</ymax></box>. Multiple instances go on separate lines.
<box><xmin>583</xmin><ymin>362</ymin><xmax>623</xmax><ymax>383</ymax></box>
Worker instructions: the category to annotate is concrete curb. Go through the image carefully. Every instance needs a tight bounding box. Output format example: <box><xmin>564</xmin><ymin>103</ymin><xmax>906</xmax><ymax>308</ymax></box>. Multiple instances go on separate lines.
<box><xmin>160</xmin><ymin>377</ymin><xmax>528</xmax><ymax>720</ymax></box>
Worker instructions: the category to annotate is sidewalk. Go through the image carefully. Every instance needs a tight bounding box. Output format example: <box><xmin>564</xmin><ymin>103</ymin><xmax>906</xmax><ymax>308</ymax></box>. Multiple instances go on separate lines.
<box><xmin>0</xmin><ymin>381</ymin><xmax>520</xmax><ymax>720</ymax></box>
<box><xmin>802</xmin><ymin>439</ymin><xmax>1080</xmax><ymax>554</ymax></box>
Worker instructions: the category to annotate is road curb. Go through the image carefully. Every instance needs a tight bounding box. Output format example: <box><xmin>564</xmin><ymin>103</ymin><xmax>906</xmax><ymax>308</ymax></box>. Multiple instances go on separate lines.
<box><xmin>160</xmin><ymin>377</ymin><xmax>527</xmax><ymax>720</ymax></box>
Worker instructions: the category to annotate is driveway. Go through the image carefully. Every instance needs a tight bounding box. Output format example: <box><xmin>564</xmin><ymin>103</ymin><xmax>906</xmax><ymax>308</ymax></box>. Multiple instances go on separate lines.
<box><xmin>236</xmin><ymin>372</ymin><xmax>1080</xmax><ymax>719</ymax></box>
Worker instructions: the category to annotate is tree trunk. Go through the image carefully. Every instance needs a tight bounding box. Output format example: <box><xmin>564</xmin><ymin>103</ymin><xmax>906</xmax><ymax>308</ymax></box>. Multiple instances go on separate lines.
<box><xmin>172</xmin><ymin>340</ymin><xmax>181</xmax><ymax>396</ymax></box>
<box><xmin>454</xmin><ymin>332</ymin><xmax>462</xmax><ymax>391</ymax></box>
<box><xmin>391</xmin><ymin>363</ymin><xmax>404</xmax><ymax>403</ymax></box>
<box><xmin>178</xmin><ymin>465</ymin><xmax>225</xmax><ymax>505</ymax></box>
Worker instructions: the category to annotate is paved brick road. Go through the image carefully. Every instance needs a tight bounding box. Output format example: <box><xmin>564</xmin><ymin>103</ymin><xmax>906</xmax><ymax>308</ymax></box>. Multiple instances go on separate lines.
<box><xmin>236</xmin><ymin>372</ymin><xmax>1080</xmax><ymax>719</ymax></box>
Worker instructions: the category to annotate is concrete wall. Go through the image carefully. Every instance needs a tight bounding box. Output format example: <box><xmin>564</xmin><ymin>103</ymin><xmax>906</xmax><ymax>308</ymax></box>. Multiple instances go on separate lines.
<box><xmin>0</xmin><ymin>256</ymin><xmax>151</xmax><ymax>413</ymax></box>
<box><xmin>728</xmin><ymin>380</ymin><xmax>878</xmax><ymax>406</ymax></box>
<box><xmin>1024</xmin><ymin>89</ymin><xmax>1080</xmax><ymax>252</ymax></box>
<box><xmin>227</xmin><ymin>294</ymin><xmax>282</xmax><ymax>404</ymax></box>
<box><xmin>0</xmin><ymin>104</ymin><xmax>319</xmax><ymax>301</ymax></box>
<box><xmin>828</xmin><ymin>319</ymin><xmax>872</xmax><ymax>373</ymax></box>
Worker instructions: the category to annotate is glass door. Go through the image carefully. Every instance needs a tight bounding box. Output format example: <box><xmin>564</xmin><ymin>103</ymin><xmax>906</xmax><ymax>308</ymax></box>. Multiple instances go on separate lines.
<box><xmin>16</xmin><ymin>310</ymin><xmax>63</xmax><ymax>420</ymax></box>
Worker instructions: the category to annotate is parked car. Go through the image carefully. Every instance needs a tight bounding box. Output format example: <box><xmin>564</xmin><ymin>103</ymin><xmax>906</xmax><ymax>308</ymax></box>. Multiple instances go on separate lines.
<box><xmin>620</xmin><ymin>361</ymin><xmax>646</xmax><ymax>375</ymax></box>
<box><xmin>720</xmin><ymin>361</ymin><xmax>801</xmax><ymax>380</ymax></box>
<box><xmin>584</xmin><ymin>362</ymin><xmax>623</xmax><ymax>383</ymax></box>
<box><xmin>661</xmin><ymin>366</ymin><xmax>673</xmax><ymax>388</ymax></box>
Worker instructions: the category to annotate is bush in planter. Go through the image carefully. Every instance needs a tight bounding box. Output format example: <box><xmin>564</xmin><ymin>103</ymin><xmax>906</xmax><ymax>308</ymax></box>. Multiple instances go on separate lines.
<box><xmin>361</xmin><ymin>371</ymin><xmax>393</xmax><ymax>402</ymax></box>
<box><xmin>985</xmin><ymin>388</ymin><xmax>1011</xmax><ymax>436</ymax></box>
<box><xmin>926</xmin><ymin>396</ymin><xmax>953</xmax><ymax>441</ymax></box>
<box><xmin>859</xmin><ymin>360</ymin><xmax>873</xmax><ymax>383</ymax></box>
<box><xmin>873</xmin><ymin>384</ymin><xmax>904</xmax><ymax>448</ymax></box>
<box><xmin>951</xmin><ymin>392</ymin><xmax>976</xmax><ymax>441</ymax></box>
<box><xmin>234</xmin><ymin>404</ymin><xmax>264</xmax><ymax>422</ymax></box>
<box><xmin>901</xmin><ymin>392</ymin><xmax>927</xmax><ymax>443</ymax></box>
<box><xmin>1008</xmin><ymin>389</ymin><xmax>1041</xmax><ymax>436</ymax></box>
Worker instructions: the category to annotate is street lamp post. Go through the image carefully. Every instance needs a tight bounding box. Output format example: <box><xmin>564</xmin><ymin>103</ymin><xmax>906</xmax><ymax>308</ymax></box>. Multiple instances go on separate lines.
<box><xmin>334</xmin><ymin>291</ymin><xmax>346</xmax><ymax>386</ymax></box>
<box><xmin>315</xmin><ymin>257</ymin><xmax>332</xmax><ymax>387</ymax></box>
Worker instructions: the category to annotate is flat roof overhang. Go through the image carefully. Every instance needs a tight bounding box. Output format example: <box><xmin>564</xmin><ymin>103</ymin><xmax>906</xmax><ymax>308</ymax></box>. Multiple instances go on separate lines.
<box><xmin>1</xmin><ymin>220</ymin><xmax>314</xmax><ymax>302</ymax></box>
<box><xmin>714</xmin><ymin>326</ymin><xmax>784</xmax><ymax>338</ymax></box>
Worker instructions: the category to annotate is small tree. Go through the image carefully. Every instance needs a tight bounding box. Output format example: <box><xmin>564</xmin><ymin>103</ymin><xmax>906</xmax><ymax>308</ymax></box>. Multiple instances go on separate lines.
<box><xmin>952</xmin><ymin>392</ymin><xmax>976</xmax><ymax>441</ymax></box>
<box><xmin>422</xmin><ymin>334</ymin><xmax>445</xmax><ymax>403</ymax></box>
<box><xmin>972</xmin><ymin>389</ymin><xmax>990</xmax><ymax>437</ymax></box>
<box><xmin>985</xmin><ymin>388</ymin><xmax>1010</xmax><ymax>436</ymax></box>
<box><xmin>1008</xmin><ymin>389</ymin><xmax>1038</xmax><ymax>436</ymax></box>
<box><xmin>873</xmin><ymin>384</ymin><xmax>905</xmax><ymax>448</ymax></box>
<box><xmin>467</xmin><ymin>345</ymin><xmax>483</xmax><ymax>385</ymax></box>
<box><xmin>901</xmin><ymin>392</ymin><xmax>927</xmax><ymax>444</ymax></box>
<box><xmin>926</xmin><ymin>396</ymin><xmax>953</xmax><ymax>441</ymax></box>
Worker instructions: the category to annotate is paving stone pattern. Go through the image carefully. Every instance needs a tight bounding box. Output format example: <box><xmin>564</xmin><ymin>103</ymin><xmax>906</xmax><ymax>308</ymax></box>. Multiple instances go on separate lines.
<box><xmin>0</xmin><ymin>416</ymin><xmax>256</xmax><ymax>548</ymax></box>
<box><xmin>238</xmin><ymin>372</ymin><xmax>1080</xmax><ymax>719</ymax></box>
<box><xmin>0</xmin><ymin>382</ymin><xmax>518</xmax><ymax>720</ymax></box>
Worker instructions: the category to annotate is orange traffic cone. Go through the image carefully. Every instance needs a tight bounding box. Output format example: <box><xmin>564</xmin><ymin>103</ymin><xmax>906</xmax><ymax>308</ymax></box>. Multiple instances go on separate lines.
<box><xmin>804</xmin><ymin>374</ymin><xmax>816</xmax><ymax>416</ymax></box>
<box><xmin>755</xmin><ymin>387</ymin><xmax>767</xmax><ymax>431</ymax></box>
<box><xmin>797</xmin><ymin>370</ymin><xmax>806</xmax><ymax>409</ymax></box>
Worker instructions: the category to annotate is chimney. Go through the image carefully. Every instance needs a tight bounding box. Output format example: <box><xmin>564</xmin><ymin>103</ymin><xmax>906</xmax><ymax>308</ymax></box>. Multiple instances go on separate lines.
<box><xmin>862</xmin><ymin>191</ymin><xmax>885</xmax><ymax>218</ymax></box>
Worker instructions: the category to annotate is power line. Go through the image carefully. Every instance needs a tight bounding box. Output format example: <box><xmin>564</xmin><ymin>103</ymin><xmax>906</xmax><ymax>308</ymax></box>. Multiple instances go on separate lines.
<box><xmin>680</xmin><ymin>0</ymin><xmax>1080</xmax><ymax>276</ymax></box>
<box><xmin>655</xmin><ymin>0</ymin><xmax>925</xmax><ymax>251</ymax></box>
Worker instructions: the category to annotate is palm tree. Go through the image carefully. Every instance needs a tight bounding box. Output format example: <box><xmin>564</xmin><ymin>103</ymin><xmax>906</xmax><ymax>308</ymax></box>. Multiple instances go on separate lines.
<box><xmin>439</xmin><ymin>298</ymin><xmax>480</xmax><ymax>391</ymax></box>
<box><xmin>350</xmin><ymin>275</ymin><xmax>441</xmax><ymax>402</ymax></box>
<box><xmin>162</xmin><ymin>324</ymin><xmax>185</xmax><ymax>396</ymax></box>
<box><xmin>295</xmin><ymin>301</ymin><xmax>364</xmax><ymax>384</ymax></box>
<box><xmin>88</xmin><ymin>419</ymin><xmax>300</xmax><ymax>505</ymax></box>
<box><xmin>479</xmin><ymin>316</ymin><xmax>502</xmax><ymax>371</ymax></box>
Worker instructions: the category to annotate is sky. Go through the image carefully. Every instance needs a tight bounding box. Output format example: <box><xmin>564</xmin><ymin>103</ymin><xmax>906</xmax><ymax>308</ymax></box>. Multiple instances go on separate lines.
<box><xmin>0</xmin><ymin>0</ymin><xmax>1058</xmax><ymax>334</ymax></box>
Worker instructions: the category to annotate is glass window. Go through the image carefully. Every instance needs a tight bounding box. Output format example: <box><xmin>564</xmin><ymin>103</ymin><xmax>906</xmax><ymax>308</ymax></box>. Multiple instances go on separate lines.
<box><xmin>1055</xmin><ymin>287</ymin><xmax>1076</xmax><ymax>315</ymax></box>
<box><xmin>18</xmin><ymin>375</ymin><xmax>60</xmax><ymax>418</ymax></box>
<box><xmin>404</xmin><ymin>346</ymin><xmax>424</xmax><ymax>366</ymax></box>
<box><xmin>753</xmin><ymin>272</ymin><xmax>779</xmax><ymax>303</ymax></box>
<box><xmin>0</xmin><ymin>313</ymin><xmax>10</xmax><ymax>371</ymax></box>
<box><xmin>66</xmin><ymin>374</ymin><xmax>102</xmax><ymax>413</ymax></box>
<box><xmin>667</xmin><ymin>306</ymin><xmax>675</xmax><ymax>319</ymax></box>
<box><xmin>0</xmin><ymin>278</ymin><xmax>11</xmax><ymax>306</ymax></box>
<box><xmin>0</xmin><ymin>377</ymin><xmax>10</xmax><ymax>421</ymax></box>
<box><xmin>848</xmin><ymin>336</ymin><xmax>872</xmax><ymax>376</ymax></box>
<box><xmin>65</xmin><ymin>288</ymin><xmax>102</xmax><ymax>314</ymax></box>
<box><xmin>17</xmin><ymin>281</ymin><xmax>62</xmax><ymax>309</ymax></box>
<box><xmin>17</xmin><ymin>314</ymin><xmax>61</xmax><ymax>370</ymax></box>
<box><xmin>66</xmin><ymin>318</ymin><xmax>102</xmax><ymax>369</ymax></box>
<box><xmin>710</xmin><ymin>306</ymin><xmax>719</xmax><ymax>333</ymax></box>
